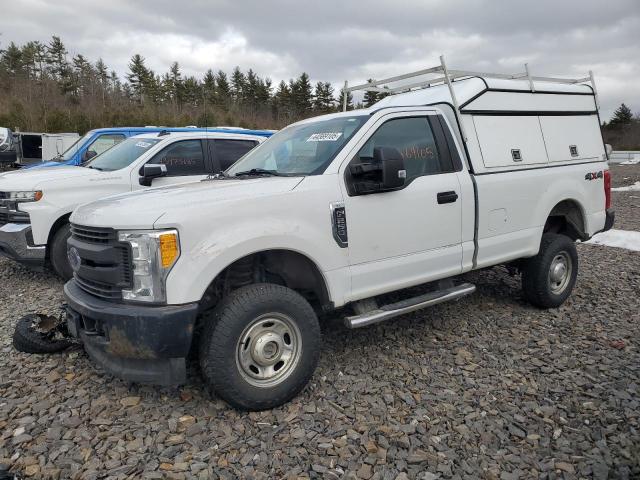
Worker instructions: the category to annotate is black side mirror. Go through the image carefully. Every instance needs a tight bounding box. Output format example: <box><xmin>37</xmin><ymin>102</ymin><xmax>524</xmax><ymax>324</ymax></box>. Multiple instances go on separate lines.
<box><xmin>374</xmin><ymin>146</ymin><xmax>406</xmax><ymax>189</ymax></box>
<box><xmin>82</xmin><ymin>150</ymin><xmax>97</xmax><ymax>162</ymax></box>
<box><xmin>139</xmin><ymin>163</ymin><xmax>167</xmax><ymax>186</ymax></box>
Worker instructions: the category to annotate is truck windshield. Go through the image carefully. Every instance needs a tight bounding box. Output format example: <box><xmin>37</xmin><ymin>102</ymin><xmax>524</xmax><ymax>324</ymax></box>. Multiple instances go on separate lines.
<box><xmin>85</xmin><ymin>137</ymin><xmax>162</xmax><ymax>171</ymax></box>
<box><xmin>55</xmin><ymin>132</ymin><xmax>94</xmax><ymax>161</ymax></box>
<box><xmin>226</xmin><ymin>115</ymin><xmax>367</xmax><ymax>176</ymax></box>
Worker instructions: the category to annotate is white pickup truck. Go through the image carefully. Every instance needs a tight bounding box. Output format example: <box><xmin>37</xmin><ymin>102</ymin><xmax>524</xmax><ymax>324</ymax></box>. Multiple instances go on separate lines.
<box><xmin>63</xmin><ymin>64</ymin><xmax>614</xmax><ymax>410</ymax></box>
<box><xmin>0</xmin><ymin>130</ymin><xmax>270</xmax><ymax>279</ymax></box>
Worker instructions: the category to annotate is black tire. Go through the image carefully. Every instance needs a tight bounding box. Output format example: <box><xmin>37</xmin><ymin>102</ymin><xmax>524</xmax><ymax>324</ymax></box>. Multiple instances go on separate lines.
<box><xmin>13</xmin><ymin>314</ymin><xmax>73</xmax><ymax>354</ymax></box>
<box><xmin>50</xmin><ymin>223</ymin><xmax>73</xmax><ymax>281</ymax></box>
<box><xmin>199</xmin><ymin>283</ymin><xmax>321</xmax><ymax>411</ymax></box>
<box><xmin>522</xmin><ymin>233</ymin><xmax>578</xmax><ymax>308</ymax></box>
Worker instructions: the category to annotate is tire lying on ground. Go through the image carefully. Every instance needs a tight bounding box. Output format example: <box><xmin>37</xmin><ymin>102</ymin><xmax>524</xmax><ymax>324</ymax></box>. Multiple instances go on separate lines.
<box><xmin>13</xmin><ymin>313</ymin><xmax>73</xmax><ymax>354</ymax></box>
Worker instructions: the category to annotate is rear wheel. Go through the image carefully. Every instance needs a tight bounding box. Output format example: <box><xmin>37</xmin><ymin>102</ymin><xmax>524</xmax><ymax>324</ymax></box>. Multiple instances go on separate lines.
<box><xmin>522</xmin><ymin>233</ymin><xmax>578</xmax><ymax>308</ymax></box>
<box><xmin>199</xmin><ymin>283</ymin><xmax>321</xmax><ymax>410</ymax></box>
<box><xmin>50</xmin><ymin>223</ymin><xmax>73</xmax><ymax>281</ymax></box>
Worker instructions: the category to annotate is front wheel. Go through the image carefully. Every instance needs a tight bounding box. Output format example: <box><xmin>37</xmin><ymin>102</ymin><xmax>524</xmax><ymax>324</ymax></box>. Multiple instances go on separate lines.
<box><xmin>50</xmin><ymin>223</ymin><xmax>73</xmax><ymax>281</ymax></box>
<box><xmin>199</xmin><ymin>283</ymin><xmax>321</xmax><ymax>410</ymax></box>
<box><xmin>522</xmin><ymin>233</ymin><xmax>578</xmax><ymax>308</ymax></box>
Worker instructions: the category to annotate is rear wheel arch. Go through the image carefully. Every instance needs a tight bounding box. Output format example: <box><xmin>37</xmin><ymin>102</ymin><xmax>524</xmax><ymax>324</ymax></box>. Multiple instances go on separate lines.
<box><xmin>544</xmin><ymin>199</ymin><xmax>587</xmax><ymax>241</ymax></box>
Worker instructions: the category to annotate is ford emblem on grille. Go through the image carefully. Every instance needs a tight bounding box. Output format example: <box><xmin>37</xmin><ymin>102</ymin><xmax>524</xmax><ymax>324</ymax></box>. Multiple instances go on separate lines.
<box><xmin>68</xmin><ymin>247</ymin><xmax>81</xmax><ymax>272</ymax></box>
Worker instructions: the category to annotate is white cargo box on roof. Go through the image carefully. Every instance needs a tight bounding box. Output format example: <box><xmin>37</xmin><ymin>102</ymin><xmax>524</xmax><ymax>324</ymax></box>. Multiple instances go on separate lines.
<box><xmin>351</xmin><ymin>58</ymin><xmax>604</xmax><ymax>174</ymax></box>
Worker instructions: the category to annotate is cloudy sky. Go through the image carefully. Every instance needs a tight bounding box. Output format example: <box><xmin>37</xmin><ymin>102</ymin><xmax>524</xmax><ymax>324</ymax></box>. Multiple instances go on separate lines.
<box><xmin>2</xmin><ymin>0</ymin><xmax>639</xmax><ymax>120</ymax></box>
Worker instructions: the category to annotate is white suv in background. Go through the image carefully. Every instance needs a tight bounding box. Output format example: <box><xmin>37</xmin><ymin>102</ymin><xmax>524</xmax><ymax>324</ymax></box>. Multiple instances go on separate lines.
<box><xmin>0</xmin><ymin>130</ymin><xmax>271</xmax><ymax>278</ymax></box>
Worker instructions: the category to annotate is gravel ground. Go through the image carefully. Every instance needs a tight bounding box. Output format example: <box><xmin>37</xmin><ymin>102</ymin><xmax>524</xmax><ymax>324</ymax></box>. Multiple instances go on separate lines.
<box><xmin>1</xmin><ymin>167</ymin><xmax>639</xmax><ymax>480</ymax></box>
<box><xmin>610</xmin><ymin>164</ymin><xmax>640</xmax><ymax>231</ymax></box>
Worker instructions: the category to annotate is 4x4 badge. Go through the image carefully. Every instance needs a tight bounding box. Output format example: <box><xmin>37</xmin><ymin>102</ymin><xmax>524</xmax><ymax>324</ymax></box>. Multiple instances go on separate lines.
<box><xmin>585</xmin><ymin>171</ymin><xmax>603</xmax><ymax>181</ymax></box>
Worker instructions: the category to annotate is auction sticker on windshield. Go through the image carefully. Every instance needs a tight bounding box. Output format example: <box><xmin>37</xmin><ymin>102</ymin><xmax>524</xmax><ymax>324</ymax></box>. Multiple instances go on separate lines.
<box><xmin>135</xmin><ymin>141</ymin><xmax>153</xmax><ymax>148</ymax></box>
<box><xmin>307</xmin><ymin>133</ymin><xmax>342</xmax><ymax>142</ymax></box>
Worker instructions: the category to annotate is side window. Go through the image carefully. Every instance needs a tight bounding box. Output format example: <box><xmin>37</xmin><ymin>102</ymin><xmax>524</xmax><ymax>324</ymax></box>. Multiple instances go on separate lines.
<box><xmin>353</xmin><ymin>116</ymin><xmax>450</xmax><ymax>183</ymax></box>
<box><xmin>149</xmin><ymin>140</ymin><xmax>207</xmax><ymax>176</ymax></box>
<box><xmin>215</xmin><ymin>139</ymin><xmax>258</xmax><ymax>171</ymax></box>
<box><xmin>86</xmin><ymin>134</ymin><xmax>125</xmax><ymax>157</ymax></box>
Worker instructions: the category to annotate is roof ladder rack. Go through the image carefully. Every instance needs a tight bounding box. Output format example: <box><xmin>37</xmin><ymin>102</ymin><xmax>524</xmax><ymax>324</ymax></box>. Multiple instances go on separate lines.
<box><xmin>341</xmin><ymin>55</ymin><xmax>599</xmax><ymax>143</ymax></box>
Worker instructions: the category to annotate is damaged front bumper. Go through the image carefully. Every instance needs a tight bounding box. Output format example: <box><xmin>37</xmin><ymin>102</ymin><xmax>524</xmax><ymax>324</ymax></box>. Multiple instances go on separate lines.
<box><xmin>0</xmin><ymin>220</ymin><xmax>46</xmax><ymax>267</ymax></box>
<box><xmin>64</xmin><ymin>280</ymin><xmax>199</xmax><ymax>386</ymax></box>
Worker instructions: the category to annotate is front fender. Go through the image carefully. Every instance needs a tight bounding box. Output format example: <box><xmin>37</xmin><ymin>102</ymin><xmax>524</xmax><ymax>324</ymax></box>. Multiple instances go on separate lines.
<box><xmin>162</xmin><ymin>176</ymin><xmax>350</xmax><ymax>306</ymax></box>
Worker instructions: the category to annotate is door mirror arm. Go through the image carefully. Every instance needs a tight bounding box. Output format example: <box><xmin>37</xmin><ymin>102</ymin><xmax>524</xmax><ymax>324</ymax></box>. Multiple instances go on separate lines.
<box><xmin>139</xmin><ymin>163</ymin><xmax>167</xmax><ymax>186</ymax></box>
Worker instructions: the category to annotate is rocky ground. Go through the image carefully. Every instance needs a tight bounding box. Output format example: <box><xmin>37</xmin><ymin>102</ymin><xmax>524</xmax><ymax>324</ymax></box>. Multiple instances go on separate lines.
<box><xmin>0</xmin><ymin>166</ymin><xmax>638</xmax><ymax>480</ymax></box>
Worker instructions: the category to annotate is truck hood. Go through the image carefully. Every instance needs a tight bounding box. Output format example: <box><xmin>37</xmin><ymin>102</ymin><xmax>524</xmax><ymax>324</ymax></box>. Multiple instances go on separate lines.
<box><xmin>0</xmin><ymin>165</ymin><xmax>98</xmax><ymax>190</ymax></box>
<box><xmin>71</xmin><ymin>177</ymin><xmax>304</xmax><ymax>229</ymax></box>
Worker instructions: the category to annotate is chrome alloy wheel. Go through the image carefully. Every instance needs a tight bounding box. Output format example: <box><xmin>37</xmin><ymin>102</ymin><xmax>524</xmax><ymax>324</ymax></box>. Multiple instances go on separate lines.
<box><xmin>548</xmin><ymin>251</ymin><xmax>572</xmax><ymax>294</ymax></box>
<box><xmin>236</xmin><ymin>313</ymin><xmax>302</xmax><ymax>388</ymax></box>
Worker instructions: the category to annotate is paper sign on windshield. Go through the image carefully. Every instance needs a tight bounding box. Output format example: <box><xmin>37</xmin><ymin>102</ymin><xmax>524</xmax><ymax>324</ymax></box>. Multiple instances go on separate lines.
<box><xmin>307</xmin><ymin>133</ymin><xmax>342</xmax><ymax>142</ymax></box>
<box><xmin>136</xmin><ymin>141</ymin><xmax>153</xmax><ymax>148</ymax></box>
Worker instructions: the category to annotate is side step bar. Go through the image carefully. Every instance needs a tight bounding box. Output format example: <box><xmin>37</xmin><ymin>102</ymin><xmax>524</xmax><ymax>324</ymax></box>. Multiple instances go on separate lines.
<box><xmin>344</xmin><ymin>282</ymin><xmax>476</xmax><ymax>329</ymax></box>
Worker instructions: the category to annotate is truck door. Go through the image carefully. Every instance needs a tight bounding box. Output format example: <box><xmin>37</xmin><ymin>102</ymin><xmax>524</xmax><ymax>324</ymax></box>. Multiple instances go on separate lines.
<box><xmin>138</xmin><ymin>139</ymin><xmax>211</xmax><ymax>187</ymax></box>
<box><xmin>340</xmin><ymin>112</ymin><xmax>464</xmax><ymax>299</ymax></box>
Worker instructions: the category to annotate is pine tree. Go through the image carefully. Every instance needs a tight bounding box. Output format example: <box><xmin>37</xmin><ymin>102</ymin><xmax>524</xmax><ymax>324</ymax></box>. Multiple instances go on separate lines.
<box><xmin>244</xmin><ymin>69</ymin><xmax>260</xmax><ymax>107</ymax></box>
<box><xmin>337</xmin><ymin>88</ymin><xmax>354</xmax><ymax>111</ymax></box>
<box><xmin>274</xmin><ymin>80</ymin><xmax>292</xmax><ymax>119</ymax></box>
<box><xmin>46</xmin><ymin>36</ymin><xmax>68</xmax><ymax>80</ymax></box>
<box><xmin>363</xmin><ymin>79</ymin><xmax>379</xmax><ymax>108</ymax></box>
<box><xmin>231</xmin><ymin>67</ymin><xmax>246</xmax><ymax>104</ymax></box>
<box><xmin>291</xmin><ymin>72</ymin><xmax>313</xmax><ymax>116</ymax></box>
<box><xmin>95</xmin><ymin>59</ymin><xmax>108</xmax><ymax>108</ymax></box>
<box><xmin>313</xmin><ymin>81</ymin><xmax>335</xmax><ymax>113</ymax></box>
<box><xmin>214</xmin><ymin>70</ymin><xmax>231</xmax><ymax>109</ymax></box>
<box><xmin>167</xmin><ymin>61</ymin><xmax>183</xmax><ymax>108</ymax></box>
<box><xmin>0</xmin><ymin>42</ymin><xmax>23</xmax><ymax>75</ymax></box>
<box><xmin>109</xmin><ymin>70</ymin><xmax>121</xmax><ymax>93</ymax></box>
<box><xmin>95</xmin><ymin>59</ymin><xmax>108</xmax><ymax>85</ymax></box>
<box><xmin>72</xmin><ymin>54</ymin><xmax>94</xmax><ymax>98</ymax></box>
<box><xmin>203</xmin><ymin>69</ymin><xmax>216</xmax><ymax>99</ymax></box>
<box><xmin>609</xmin><ymin>103</ymin><xmax>634</xmax><ymax>128</ymax></box>
<box><xmin>257</xmin><ymin>77</ymin><xmax>272</xmax><ymax>106</ymax></box>
<box><xmin>126</xmin><ymin>54</ymin><xmax>151</xmax><ymax>104</ymax></box>
<box><xmin>182</xmin><ymin>76</ymin><xmax>201</xmax><ymax>107</ymax></box>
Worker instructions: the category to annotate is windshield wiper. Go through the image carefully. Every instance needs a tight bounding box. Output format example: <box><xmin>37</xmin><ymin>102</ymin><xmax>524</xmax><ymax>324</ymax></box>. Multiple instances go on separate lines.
<box><xmin>86</xmin><ymin>165</ymin><xmax>104</xmax><ymax>171</ymax></box>
<box><xmin>234</xmin><ymin>168</ymin><xmax>283</xmax><ymax>177</ymax></box>
<box><xmin>202</xmin><ymin>171</ymin><xmax>230</xmax><ymax>181</ymax></box>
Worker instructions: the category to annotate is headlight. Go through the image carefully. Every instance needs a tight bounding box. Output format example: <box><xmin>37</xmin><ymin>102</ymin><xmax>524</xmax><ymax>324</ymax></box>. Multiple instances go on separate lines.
<box><xmin>118</xmin><ymin>229</ymin><xmax>180</xmax><ymax>303</ymax></box>
<box><xmin>0</xmin><ymin>191</ymin><xmax>43</xmax><ymax>202</ymax></box>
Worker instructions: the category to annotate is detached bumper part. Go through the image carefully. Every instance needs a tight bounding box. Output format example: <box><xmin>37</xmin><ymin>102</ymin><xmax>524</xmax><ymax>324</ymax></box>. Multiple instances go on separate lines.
<box><xmin>64</xmin><ymin>280</ymin><xmax>199</xmax><ymax>386</ymax></box>
<box><xmin>0</xmin><ymin>223</ymin><xmax>45</xmax><ymax>266</ymax></box>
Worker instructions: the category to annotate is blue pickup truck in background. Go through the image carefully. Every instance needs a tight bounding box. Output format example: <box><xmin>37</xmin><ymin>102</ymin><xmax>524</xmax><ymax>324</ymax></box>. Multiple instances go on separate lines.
<box><xmin>30</xmin><ymin>126</ymin><xmax>274</xmax><ymax>168</ymax></box>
